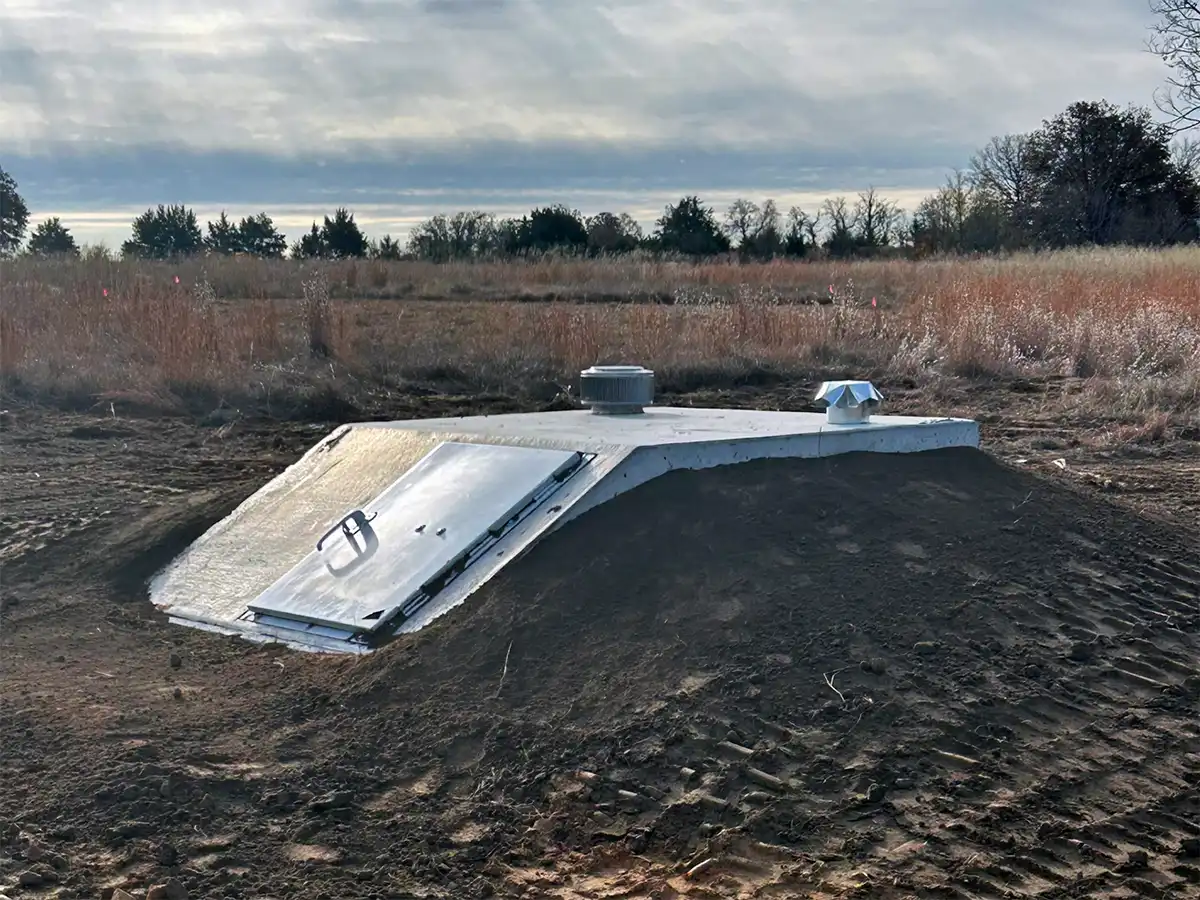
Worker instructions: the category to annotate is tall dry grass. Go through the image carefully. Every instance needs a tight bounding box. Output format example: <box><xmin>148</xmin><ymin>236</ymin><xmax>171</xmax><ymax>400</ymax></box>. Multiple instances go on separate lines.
<box><xmin>1</xmin><ymin>246</ymin><xmax>1197</xmax><ymax>421</ymax></box>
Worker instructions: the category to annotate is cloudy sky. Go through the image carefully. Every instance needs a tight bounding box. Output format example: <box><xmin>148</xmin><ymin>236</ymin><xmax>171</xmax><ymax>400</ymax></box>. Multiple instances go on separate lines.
<box><xmin>0</xmin><ymin>0</ymin><xmax>1171</xmax><ymax>246</ymax></box>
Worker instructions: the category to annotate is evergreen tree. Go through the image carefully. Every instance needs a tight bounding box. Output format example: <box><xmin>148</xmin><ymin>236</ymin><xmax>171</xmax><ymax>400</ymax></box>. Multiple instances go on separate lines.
<box><xmin>0</xmin><ymin>166</ymin><xmax>30</xmax><ymax>256</ymax></box>
<box><xmin>122</xmin><ymin>204</ymin><xmax>203</xmax><ymax>258</ymax></box>
<box><xmin>27</xmin><ymin>217</ymin><xmax>80</xmax><ymax>257</ymax></box>
<box><xmin>205</xmin><ymin>211</ymin><xmax>241</xmax><ymax>255</ymax></box>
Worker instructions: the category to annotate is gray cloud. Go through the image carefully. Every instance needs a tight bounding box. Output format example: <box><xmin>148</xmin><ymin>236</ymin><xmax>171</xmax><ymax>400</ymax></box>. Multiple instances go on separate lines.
<box><xmin>0</xmin><ymin>0</ymin><xmax>1173</xmax><ymax>235</ymax></box>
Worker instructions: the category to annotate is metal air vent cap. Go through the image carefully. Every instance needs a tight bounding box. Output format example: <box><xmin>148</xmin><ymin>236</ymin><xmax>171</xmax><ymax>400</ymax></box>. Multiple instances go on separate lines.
<box><xmin>813</xmin><ymin>380</ymin><xmax>883</xmax><ymax>424</ymax></box>
<box><xmin>579</xmin><ymin>365</ymin><xmax>655</xmax><ymax>415</ymax></box>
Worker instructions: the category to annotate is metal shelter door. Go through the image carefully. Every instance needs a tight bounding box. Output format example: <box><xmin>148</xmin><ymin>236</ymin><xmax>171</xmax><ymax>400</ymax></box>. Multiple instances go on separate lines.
<box><xmin>245</xmin><ymin>441</ymin><xmax>584</xmax><ymax>637</ymax></box>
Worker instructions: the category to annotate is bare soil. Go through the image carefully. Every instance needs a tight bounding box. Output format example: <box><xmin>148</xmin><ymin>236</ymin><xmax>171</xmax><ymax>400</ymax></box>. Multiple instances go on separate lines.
<box><xmin>1</xmin><ymin>381</ymin><xmax>1198</xmax><ymax>900</ymax></box>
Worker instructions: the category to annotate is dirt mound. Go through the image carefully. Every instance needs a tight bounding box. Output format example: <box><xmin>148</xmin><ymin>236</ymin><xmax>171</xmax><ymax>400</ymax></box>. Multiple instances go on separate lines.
<box><xmin>3</xmin><ymin>428</ymin><xmax>1199</xmax><ymax>900</ymax></box>
<box><xmin>316</xmin><ymin>448</ymin><xmax>1200</xmax><ymax>894</ymax></box>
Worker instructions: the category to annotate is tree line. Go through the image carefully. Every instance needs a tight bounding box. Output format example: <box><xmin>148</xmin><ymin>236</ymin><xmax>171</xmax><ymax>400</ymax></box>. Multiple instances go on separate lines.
<box><xmin>2</xmin><ymin>100</ymin><xmax>1198</xmax><ymax>264</ymax></box>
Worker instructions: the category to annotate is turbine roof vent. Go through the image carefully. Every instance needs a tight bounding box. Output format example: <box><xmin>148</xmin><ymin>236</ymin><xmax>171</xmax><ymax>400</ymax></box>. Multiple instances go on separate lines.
<box><xmin>813</xmin><ymin>380</ymin><xmax>884</xmax><ymax>424</ymax></box>
<box><xmin>579</xmin><ymin>365</ymin><xmax>655</xmax><ymax>415</ymax></box>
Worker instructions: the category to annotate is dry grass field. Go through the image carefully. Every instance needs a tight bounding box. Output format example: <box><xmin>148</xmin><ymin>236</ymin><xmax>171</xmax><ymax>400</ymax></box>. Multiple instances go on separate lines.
<box><xmin>2</xmin><ymin>246</ymin><xmax>1199</xmax><ymax>900</ymax></box>
<box><xmin>2</xmin><ymin>247</ymin><xmax>1198</xmax><ymax>433</ymax></box>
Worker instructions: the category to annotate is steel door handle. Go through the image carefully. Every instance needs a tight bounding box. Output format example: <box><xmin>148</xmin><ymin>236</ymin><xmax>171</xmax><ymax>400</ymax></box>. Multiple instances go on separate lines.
<box><xmin>316</xmin><ymin>509</ymin><xmax>378</xmax><ymax>577</ymax></box>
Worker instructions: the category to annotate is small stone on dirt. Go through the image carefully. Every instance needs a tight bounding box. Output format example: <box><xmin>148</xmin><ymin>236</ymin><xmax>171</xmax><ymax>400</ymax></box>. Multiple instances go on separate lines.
<box><xmin>309</xmin><ymin>791</ymin><xmax>353</xmax><ymax>812</ymax></box>
<box><xmin>1124</xmin><ymin>849</ymin><xmax>1150</xmax><ymax>870</ymax></box>
<box><xmin>913</xmin><ymin>641</ymin><xmax>941</xmax><ymax>656</ymax></box>
<box><xmin>172</xmin><ymin>687</ymin><xmax>183</xmax><ymax>700</ymax></box>
<box><xmin>866</xmin><ymin>783</ymin><xmax>887</xmax><ymax>802</ymax></box>
<box><xmin>17</xmin><ymin>871</ymin><xmax>42</xmax><ymax>887</ymax></box>
<box><xmin>169</xmin><ymin>652</ymin><xmax>182</xmax><ymax>669</ymax></box>
<box><xmin>1178</xmin><ymin>837</ymin><xmax>1200</xmax><ymax>858</ymax></box>
<box><xmin>24</xmin><ymin>843</ymin><xmax>45</xmax><ymax>862</ymax></box>
<box><xmin>112</xmin><ymin>891</ymin><xmax>136</xmax><ymax>900</ymax></box>
<box><xmin>146</xmin><ymin>877</ymin><xmax>188</xmax><ymax>900</ymax></box>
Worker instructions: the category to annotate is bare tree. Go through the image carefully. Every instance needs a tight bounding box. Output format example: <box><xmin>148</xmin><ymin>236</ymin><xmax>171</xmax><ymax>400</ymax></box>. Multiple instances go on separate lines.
<box><xmin>968</xmin><ymin>135</ymin><xmax>1042</xmax><ymax>248</ymax></box>
<box><xmin>1148</xmin><ymin>0</ymin><xmax>1200</xmax><ymax>131</ymax></box>
<box><xmin>1171</xmin><ymin>134</ymin><xmax>1200</xmax><ymax>175</ymax></box>
<box><xmin>757</xmin><ymin>199</ymin><xmax>781</xmax><ymax>235</ymax></box>
<box><xmin>617</xmin><ymin>212</ymin><xmax>644</xmax><ymax>243</ymax></box>
<box><xmin>448</xmin><ymin>211</ymin><xmax>495</xmax><ymax>257</ymax></box>
<box><xmin>788</xmin><ymin>206</ymin><xmax>821</xmax><ymax>246</ymax></box>
<box><xmin>942</xmin><ymin>171</ymin><xmax>973</xmax><ymax>236</ymax></box>
<box><xmin>852</xmin><ymin>186</ymin><xmax>904</xmax><ymax>248</ymax></box>
<box><xmin>750</xmin><ymin>199</ymin><xmax>784</xmax><ymax>257</ymax></box>
<box><xmin>783</xmin><ymin>206</ymin><xmax>820</xmax><ymax>256</ymax></box>
<box><xmin>821</xmin><ymin>197</ymin><xmax>852</xmax><ymax>232</ymax></box>
<box><xmin>912</xmin><ymin>174</ymin><xmax>972</xmax><ymax>254</ymax></box>
<box><xmin>969</xmin><ymin>135</ymin><xmax>1037</xmax><ymax>214</ymax></box>
<box><xmin>821</xmin><ymin>196</ymin><xmax>857</xmax><ymax>257</ymax></box>
<box><xmin>724</xmin><ymin>198</ymin><xmax>786</xmax><ymax>258</ymax></box>
<box><xmin>723</xmin><ymin>199</ymin><xmax>760</xmax><ymax>246</ymax></box>
<box><xmin>407</xmin><ymin>210</ymin><xmax>496</xmax><ymax>261</ymax></box>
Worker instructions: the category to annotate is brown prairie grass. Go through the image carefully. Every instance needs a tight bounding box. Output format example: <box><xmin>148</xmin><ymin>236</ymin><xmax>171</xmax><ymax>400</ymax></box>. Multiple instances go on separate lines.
<box><xmin>1</xmin><ymin>246</ymin><xmax>1197</xmax><ymax>426</ymax></box>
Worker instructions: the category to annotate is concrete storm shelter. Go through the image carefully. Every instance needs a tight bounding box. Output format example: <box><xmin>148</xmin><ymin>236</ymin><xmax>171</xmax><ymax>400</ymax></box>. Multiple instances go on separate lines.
<box><xmin>151</xmin><ymin>367</ymin><xmax>980</xmax><ymax>653</ymax></box>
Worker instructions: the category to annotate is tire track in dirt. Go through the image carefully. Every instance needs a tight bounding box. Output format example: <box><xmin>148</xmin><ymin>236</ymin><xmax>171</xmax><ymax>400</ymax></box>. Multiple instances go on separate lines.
<box><xmin>1</xmin><ymin>406</ymin><xmax>1197</xmax><ymax>899</ymax></box>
